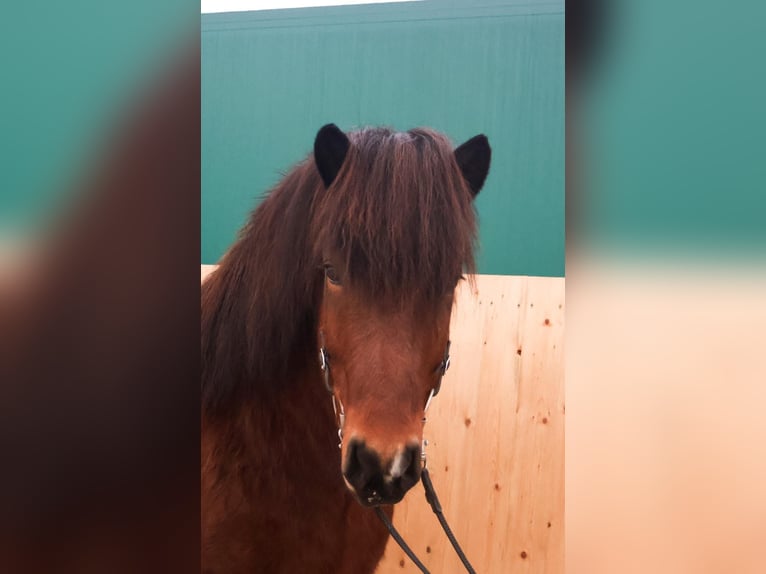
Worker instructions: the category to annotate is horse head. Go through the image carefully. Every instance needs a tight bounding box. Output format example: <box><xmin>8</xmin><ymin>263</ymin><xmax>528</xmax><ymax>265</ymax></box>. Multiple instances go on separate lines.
<box><xmin>311</xmin><ymin>124</ymin><xmax>491</xmax><ymax>506</ymax></box>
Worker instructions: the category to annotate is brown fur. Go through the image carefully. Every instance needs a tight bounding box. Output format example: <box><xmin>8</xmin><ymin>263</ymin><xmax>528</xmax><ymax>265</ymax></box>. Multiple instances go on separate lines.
<box><xmin>202</xmin><ymin>127</ymin><xmax>483</xmax><ymax>573</ymax></box>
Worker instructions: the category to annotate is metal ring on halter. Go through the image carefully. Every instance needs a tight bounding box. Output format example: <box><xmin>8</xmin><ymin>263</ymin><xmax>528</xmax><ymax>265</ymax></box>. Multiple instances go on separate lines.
<box><xmin>319</xmin><ymin>347</ymin><xmax>327</xmax><ymax>371</ymax></box>
<box><xmin>431</xmin><ymin>340</ymin><xmax>451</xmax><ymax>397</ymax></box>
<box><xmin>318</xmin><ymin>347</ymin><xmax>333</xmax><ymax>394</ymax></box>
<box><xmin>421</xmin><ymin>390</ymin><xmax>435</xmax><ymax>467</ymax></box>
<box><xmin>421</xmin><ymin>340</ymin><xmax>452</xmax><ymax>467</ymax></box>
<box><xmin>423</xmin><ymin>388</ymin><xmax>436</xmax><ymax>415</ymax></box>
<box><xmin>331</xmin><ymin>395</ymin><xmax>346</xmax><ymax>428</ymax></box>
<box><xmin>333</xmin><ymin>395</ymin><xmax>346</xmax><ymax>449</ymax></box>
<box><xmin>319</xmin><ymin>335</ymin><xmax>346</xmax><ymax>447</ymax></box>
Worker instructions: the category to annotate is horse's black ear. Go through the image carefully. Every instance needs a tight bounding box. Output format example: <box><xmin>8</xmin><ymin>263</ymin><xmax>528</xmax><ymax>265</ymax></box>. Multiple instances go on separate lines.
<box><xmin>314</xmin><ymin>124</ymin><xmax>350</xmax><ymax>188</ymax></box>
<box><xmin>455</xmin><ymin>134</ymin><xmax>491</xmax><ymax>197</ymax></box>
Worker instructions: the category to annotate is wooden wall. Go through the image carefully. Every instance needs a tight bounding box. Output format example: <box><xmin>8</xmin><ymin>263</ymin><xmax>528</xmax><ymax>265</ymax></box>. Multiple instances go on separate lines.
<box><xmin>200</xmin><ymin>268</ymin><xmax>564</xmax><ymax>572</ymax></box>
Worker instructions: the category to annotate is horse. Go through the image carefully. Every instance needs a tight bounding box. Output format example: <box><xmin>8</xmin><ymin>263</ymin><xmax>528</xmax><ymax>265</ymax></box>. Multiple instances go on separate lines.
<box><xmin>201</xmin><ymin>124</ymin><xmax>491</xmax><ymax>574</ymax></box>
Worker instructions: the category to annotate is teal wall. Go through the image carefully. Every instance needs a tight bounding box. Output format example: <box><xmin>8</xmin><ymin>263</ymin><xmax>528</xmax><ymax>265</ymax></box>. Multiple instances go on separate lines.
<box><xmin>583</xmin><ymin>0</ymin><xmax>766</xmax><ymax>256</ymax></box>
<box><xmin>202</xmin><ymin>0</ymin><xmax>564</xmax><ymax>277</ymax></box>
<box><xmin>0</xmin><ymin>3</ymin><xmax>191</xmax><ymax>234</ymax></box>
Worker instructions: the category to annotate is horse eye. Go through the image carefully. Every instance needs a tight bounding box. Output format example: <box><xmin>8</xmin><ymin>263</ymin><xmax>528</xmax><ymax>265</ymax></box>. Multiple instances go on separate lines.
<box><xmin>324</xmin><ymin>265</ymin><xmax>342</xmax><ymax>286</ymax></box>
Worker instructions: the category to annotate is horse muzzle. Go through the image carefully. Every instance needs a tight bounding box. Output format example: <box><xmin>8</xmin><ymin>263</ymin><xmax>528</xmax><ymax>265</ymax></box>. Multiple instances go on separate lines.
<box><xmin>342</xmin><ymin>438</ymin><xmax>421</xmax><ymax>507</ymax></box>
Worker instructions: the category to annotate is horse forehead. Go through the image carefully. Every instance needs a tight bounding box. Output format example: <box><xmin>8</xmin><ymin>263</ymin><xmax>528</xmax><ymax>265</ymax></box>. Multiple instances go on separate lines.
<box><xmin>338</xmin><ymin>298</ymin><xmax>446</xmax><ymax>330</ymax></box>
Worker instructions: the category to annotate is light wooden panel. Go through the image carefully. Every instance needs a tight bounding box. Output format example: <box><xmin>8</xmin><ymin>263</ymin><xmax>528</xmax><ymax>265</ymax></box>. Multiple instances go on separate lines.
<box><xmin>376</xmin><ymin>275</ymin><xmax>564</xmax><ymax>574</ymax></box>
<box><xmin>199</xmin><ymin>268</ymin><xmax>564</xmax><ymax>572</ymax></box>
<box><xmin>201</xmin><ymin>264</ymin><xmax>216</xmax><ymax>283</ymax></box>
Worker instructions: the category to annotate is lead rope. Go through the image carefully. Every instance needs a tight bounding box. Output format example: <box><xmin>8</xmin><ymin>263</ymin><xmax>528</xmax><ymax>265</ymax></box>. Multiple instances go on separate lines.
<box><xmin>374</xmin><ymin>507</ymin><xmax>431</xmax><ymax>574</ymax></box>
<box><xmin>421</xmin><ymin>468</ymin><xmax>477</xmax><ymax>574</ymax></box>
<box><xmin>375</xmin><ymin>470</ymin><xmax>478</xmax><ymax>574</ymax></box>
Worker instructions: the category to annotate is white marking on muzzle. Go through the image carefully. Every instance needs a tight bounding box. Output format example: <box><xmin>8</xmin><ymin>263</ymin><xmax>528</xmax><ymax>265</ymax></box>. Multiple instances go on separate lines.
<box><xmin>389</xmin><ymin>448</ymin><xmax>407</xmax><ymax>479</ymax></box>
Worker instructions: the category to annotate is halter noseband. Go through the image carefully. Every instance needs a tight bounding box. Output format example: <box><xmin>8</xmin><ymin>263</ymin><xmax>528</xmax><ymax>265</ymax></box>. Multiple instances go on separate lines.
<box><xmin>317</xmin><ymin>332</ymin><xmax>451</xmax><ymax>457</ymax></box>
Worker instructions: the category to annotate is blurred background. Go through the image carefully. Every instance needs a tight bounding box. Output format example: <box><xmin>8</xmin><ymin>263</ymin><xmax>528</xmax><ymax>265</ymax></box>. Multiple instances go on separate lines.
<box><xmin>0</xmin><ymin>2</ymin><xmax>195</xmax><ymax>246</ymax></box>
<box><xmin>0</xmin><ymin>2</ymin><xmax>199</xmax><ymax>573</ymax></box>
<box><xmin>568</xmin><ymin>0</ymin><xmax>766</xmax><ymax>572</ymax></box>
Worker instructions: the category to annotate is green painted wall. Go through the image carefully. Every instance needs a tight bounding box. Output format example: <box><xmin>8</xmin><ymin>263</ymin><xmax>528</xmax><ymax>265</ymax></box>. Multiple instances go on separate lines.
<box><xmin>202</xmin><ymin>0</ymin><xmax>564</xmax><ymax>277</ymax></box>
<box><xmin>0</xmin><ymin>3</ymin><xmax>191</xmax><ymax>234</ymax></box>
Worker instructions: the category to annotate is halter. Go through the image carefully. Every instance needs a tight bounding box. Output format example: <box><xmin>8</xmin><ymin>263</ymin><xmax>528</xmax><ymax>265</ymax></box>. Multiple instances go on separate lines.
<box><xmin>317</xmin><ymin>333</ymin><xmax>450</xmax><ymax>454</ymax></box>
<box><xmin>317</xmin><ymin>335</ymin><xmax>476</xmax><ymax>573</ymax></box>
<box><xmin>318</xmin><ymin>331</ymin><xmax>345</xmax><ymax>448</ymax></box>
<box><xmin>424</xmin><ymin>341</ymin><xmax>451</xmax><ymax>415</ymax></box>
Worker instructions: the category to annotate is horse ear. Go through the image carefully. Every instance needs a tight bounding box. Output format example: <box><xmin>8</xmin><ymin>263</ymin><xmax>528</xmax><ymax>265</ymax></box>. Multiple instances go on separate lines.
<box><xmin>314</xmin><ymin>124</ymin><xmax>350</xmax><ymax>188</ymax></box>
<box><xmin>455</xmin><ymin>134</ymin><xmax>491</xmax><ymax>197</ymax></box>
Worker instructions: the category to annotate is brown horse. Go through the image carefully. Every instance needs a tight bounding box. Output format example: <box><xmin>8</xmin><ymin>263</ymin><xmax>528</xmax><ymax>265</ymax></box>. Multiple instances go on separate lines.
<box><xmin>201</xmin><ymin>124</ymin><xmax>491</xmax><ymax>573</ymax></box>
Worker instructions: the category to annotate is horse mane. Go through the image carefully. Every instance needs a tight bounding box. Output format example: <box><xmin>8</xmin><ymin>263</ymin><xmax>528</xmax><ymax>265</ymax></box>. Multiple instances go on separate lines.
<box><xmin>202</xmin><ymin>127</ymin><xmax>478</xmax><ymax>414</ymax></box>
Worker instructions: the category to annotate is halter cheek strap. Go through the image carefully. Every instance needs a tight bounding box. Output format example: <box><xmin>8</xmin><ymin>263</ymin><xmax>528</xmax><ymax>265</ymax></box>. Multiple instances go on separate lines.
<box><xmin>423</xmin><ymin>340</ymin><xmax>451</xmax><ymax>417</ymax></box>
<box><xmin>318</xmin><ymin>332</ymin><xmax>345</xmax><ymax>448</ymax></box>
<box><xmin>421</xmin><ymin>340</ymin><xmax>451</xmax><ymax>467</ymax></box>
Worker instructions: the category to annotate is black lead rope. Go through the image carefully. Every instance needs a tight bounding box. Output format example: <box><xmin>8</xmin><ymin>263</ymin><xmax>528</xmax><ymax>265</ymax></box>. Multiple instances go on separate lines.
<box><xmin>374</xmin><ymin>507</ymin><xmax>430</xmax><ymax>574</ymax></box>
<box><xmin>421</xmin><ymin>468</ymin><xmax>477</xmax><ymax>574</ymax></box>
<box><xmin>374</xmin><ymin>468</ymin><xmax>477</xmax><ymax>574</ymax></box>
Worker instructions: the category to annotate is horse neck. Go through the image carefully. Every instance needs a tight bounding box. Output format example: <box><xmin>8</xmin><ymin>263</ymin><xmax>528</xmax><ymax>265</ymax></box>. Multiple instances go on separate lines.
<box><xmin>258</xmin><ymin>362</ymin><xmax>339</xmax><ymax>452</ymax></box>
<box><xmin>210</xmin><ymin>347</ymin><xmax>338</xmax><ymax>448</ymax></box>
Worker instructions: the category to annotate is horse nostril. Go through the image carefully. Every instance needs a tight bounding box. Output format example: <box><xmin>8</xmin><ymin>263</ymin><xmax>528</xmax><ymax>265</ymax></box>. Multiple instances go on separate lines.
<box><xmin>399</xmin><ymin>443</ymin><xmax>422</xmax><ymax>490</ymax></box>
<box><xmin>343</xmin><ymin>439</ymin><xmax>382</xmax><ymax>494</ymax></box>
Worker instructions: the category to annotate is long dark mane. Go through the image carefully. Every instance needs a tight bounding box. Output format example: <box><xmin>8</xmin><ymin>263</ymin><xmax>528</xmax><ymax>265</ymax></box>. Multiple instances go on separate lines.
<box><xmin>201</xmin><ymin>127</ymin><xmax>478</xmax><ymax>414</ymax></box>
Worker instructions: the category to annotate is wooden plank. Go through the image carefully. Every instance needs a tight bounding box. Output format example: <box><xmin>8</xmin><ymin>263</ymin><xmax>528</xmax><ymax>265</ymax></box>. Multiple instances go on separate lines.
<box><xmin>201</xmin><ymin>264</ymin><xmax>217</xmax><ymax>283</ymax></box>
<box><xmin>199</xmin><ymin>268</ymin><xmax>564</xmax><ymax>572</ymax></box>
<box><xmin>376</xmin><ymin>275</ymin><xmax>564</xmax><ymax>573</ymax></box>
